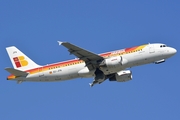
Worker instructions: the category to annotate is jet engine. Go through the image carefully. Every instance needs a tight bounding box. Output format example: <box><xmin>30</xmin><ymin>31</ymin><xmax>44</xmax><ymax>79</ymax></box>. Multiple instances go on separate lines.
<box><xmin>99</xmin><ymin>56</ymin><xmax>128</xmax><ymax>69</ymax></box>
<box><xmin>109</xmin><ymin>70</ymin><xmax>132</xmax><ymax>82</ymax></box>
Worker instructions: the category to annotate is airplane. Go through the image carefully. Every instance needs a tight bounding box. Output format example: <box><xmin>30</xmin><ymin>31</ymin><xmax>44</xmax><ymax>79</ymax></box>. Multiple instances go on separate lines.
<box><xmin>5</xmin><ymin>42</ymin><xmax>177</xmax><ymax>87</ymax></box>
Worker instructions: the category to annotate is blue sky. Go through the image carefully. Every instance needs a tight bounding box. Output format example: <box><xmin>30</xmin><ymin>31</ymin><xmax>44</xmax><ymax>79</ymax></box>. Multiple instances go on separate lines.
<box><xmin>0</xmin><ymin>0</ymin><xmax>180</xmax><ymax>120</ymax></box>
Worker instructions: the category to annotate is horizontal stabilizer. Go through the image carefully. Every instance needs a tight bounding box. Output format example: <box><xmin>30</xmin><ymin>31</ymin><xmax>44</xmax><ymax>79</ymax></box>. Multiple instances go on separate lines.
<box><xmin>5</xmin><ymin>67</ymin><xmax>28</xmax><ymax>77</ymax></box>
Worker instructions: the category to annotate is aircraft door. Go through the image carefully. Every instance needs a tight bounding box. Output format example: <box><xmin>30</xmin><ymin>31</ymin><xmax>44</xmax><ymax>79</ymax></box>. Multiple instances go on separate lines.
<box><xmin>39</xmin><ymin>67</ymin><xmax>44</xmax><ymax>77</ymax></box>
<box><xmin>149</xmin><ymin>44</ymin><xmax>155</xmax><ymax>53</ymax></box>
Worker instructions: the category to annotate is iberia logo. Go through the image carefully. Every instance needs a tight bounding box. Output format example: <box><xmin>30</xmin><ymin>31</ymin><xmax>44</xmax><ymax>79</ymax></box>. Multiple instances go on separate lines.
<box><xmin>13</xmin><ymin>56</ymin><xmax>28</xmax><ymax>68</ymax></box>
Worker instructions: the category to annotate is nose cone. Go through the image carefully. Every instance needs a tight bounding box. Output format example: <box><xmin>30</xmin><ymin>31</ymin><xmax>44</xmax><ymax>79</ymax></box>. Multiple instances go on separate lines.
<box><xmin>169</xmin><ymin>47</ymin><xmax>177</xmax><ymax>56</ymax></box>
<box><xmin>171</xmin><ymin>48</ymin><xmax>177</xmax><ymax>55</ymax></box>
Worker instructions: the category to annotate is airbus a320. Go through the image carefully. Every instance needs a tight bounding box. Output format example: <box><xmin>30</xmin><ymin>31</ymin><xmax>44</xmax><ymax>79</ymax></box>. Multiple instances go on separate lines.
<box><xmin>5</xmin><ymin>42</ymin><xmax>177</xmax><ymax>87</ymax></box>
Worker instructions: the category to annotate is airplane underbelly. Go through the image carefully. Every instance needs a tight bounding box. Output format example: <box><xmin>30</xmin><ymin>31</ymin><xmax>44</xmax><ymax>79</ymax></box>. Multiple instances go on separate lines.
<box><xmin>49</xmin><ymin>65</ymin><xmax>82</xmax><ymax>81</ymax></box>
<box><xmin>100</xmin><ymin>67</ymin><xmax>122</xmax><ymax>75</ymax></box>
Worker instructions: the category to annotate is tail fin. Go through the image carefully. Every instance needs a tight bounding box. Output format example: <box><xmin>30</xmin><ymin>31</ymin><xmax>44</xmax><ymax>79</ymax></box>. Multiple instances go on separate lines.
<box><xmin>6</xmin><ymin>46</ymin><xmax>41</xmax><ymax>71</ymax></box>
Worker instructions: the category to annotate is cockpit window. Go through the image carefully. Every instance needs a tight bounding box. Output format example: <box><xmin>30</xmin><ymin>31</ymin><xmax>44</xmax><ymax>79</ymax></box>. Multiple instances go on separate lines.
<box><xmin>160</xmin><ymin>44</ymin><xmax>167</xmax><ymax>48</ymax></box>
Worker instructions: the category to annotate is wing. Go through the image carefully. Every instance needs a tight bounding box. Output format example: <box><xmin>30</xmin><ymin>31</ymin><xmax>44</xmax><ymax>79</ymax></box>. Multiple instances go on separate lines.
<box><xmin>58</xmin><ymin>41</ymin><xmax>104</xmax><ymax>69</ymax></box>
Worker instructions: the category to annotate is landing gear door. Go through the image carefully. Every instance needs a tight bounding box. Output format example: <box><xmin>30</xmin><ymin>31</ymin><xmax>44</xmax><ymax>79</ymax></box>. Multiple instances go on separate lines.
<box><xmin>149</xmin><ymin>44</ymin><xmax>155</xmax><ymax>53</ymax></box>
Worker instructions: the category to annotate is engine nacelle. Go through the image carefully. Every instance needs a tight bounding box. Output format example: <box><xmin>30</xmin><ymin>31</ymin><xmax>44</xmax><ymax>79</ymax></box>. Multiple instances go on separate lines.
<box><xmin>109</xmin><ymin>70</ymin><xmax>132</xmax><ymax>82</ymax></box>
<box><xmin>100</xmin><ymin>56</ymin><xmax>128</xmax><ymax>68</ymax></box>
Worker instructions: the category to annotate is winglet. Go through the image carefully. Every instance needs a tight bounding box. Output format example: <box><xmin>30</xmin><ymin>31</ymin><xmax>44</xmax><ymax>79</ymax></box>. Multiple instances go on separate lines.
<box><xmin>89</xmin><ymin>83</ymin><xmax>93</xmax><ymax>87</ymax></box>
<box><xmin>57</xmin><ymin>41</ymin><xmax>63</xmax><ymax>45</ymax></box>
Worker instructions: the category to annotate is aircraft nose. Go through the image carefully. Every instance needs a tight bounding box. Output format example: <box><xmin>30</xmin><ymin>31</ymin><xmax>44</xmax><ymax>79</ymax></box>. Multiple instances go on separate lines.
<box><xmin>172</xmin><ymin>48</ymin><xmax>177</xmax><ymax>54</ymax></box>
<box><xmin>169</xmin><ymin>47</ymin><xmax>177</xmax><ymax>55</ymax></box>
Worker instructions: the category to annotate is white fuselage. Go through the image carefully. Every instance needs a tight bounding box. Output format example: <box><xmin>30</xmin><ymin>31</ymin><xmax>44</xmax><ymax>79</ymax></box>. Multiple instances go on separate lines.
<box><xmin>12</xmin><ymin>43</ymin><xmax>176</xmax><ymax>82</ymax></box>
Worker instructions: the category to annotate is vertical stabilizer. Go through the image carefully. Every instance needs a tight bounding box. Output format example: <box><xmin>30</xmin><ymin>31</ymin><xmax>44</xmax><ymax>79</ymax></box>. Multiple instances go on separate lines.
<box><xmin>6</xmin><ymin>46</ymin><xmax>41</xmax><ymax>71</ymax></box>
